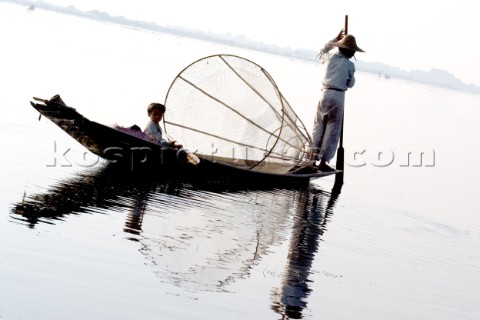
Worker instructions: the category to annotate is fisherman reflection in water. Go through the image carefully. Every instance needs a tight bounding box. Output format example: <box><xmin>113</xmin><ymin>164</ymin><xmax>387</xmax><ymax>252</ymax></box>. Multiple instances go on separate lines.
<box><xmin>271</xmin><ymin>188</ymin><xmax>339</xmax><ymax>319</ymax></box>
<box><xmin>123</xmin><ymin>193</ymin><xmax>149</xmax><ymax>237</ymax></box>
<box><xmin>312</xmin><ymin>30</ymin><xmax>364</xmax><ymax>172</ymax></box>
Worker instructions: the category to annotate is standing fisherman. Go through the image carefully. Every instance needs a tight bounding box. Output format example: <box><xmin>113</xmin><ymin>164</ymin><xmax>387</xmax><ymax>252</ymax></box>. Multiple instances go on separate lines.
<box><xmin>312</xmin><ymin>30</ymin><xmax>364</xmax><ymax>172</ymax></box>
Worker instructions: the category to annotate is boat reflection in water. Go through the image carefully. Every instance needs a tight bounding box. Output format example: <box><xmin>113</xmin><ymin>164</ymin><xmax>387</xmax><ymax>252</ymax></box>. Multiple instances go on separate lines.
<box><xmin>271</xmin><ymin>187</ymin><xmax>338</xmax><ymax>319</ymax></box>
<box><xmin>12</xmin><ymin>163</ymin><xmax>331</xmax><ymax>294</ymax></box>
<box><xmin>12</xmin><ymin>164</ymin><xmax>182</xmax><ymax>228</ymax></box>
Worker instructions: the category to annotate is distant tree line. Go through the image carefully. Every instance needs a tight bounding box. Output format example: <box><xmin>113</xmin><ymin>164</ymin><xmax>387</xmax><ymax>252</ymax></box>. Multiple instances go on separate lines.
<box><xmin>9</xmin><ymin>0</ymin><xmax>480</xmax><ymax>95</ymax></box>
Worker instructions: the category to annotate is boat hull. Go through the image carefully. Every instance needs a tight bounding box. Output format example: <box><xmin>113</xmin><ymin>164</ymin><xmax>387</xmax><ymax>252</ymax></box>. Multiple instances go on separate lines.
<box><xmin>30</xmin><ymin>96</ymin><xmax>333</xmax><ymax>186</ymax></box>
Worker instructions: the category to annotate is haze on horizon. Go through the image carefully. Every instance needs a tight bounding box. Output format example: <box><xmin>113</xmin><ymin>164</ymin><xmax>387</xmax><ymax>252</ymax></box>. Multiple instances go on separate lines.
<box><xmin>7</xmin><ymin>0</ymin><xmax>480</xmax><ymax>88</ymax></box>
<box><xmin>17</xmin><ymin>0</ymin><xmax>480</xmax><ymax>87</ymax></box>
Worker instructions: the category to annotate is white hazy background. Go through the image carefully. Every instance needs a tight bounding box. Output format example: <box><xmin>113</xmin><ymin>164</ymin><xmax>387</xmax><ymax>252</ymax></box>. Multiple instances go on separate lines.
<box><xmin>1</xmin><ymin>2</ymin><xmax>480</xmax><ymax>320</ymax></box>
<box><xmin>42</xmin><ymin>0</ymin><xmax>480</xmax><ymax>86</ymax></box>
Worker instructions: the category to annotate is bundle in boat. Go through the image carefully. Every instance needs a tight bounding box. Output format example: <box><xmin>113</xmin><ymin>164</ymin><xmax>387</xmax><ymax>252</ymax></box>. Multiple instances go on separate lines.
<box><xmin>164</xmin><ymin>54</ymin><xmax>312</xmax><ymax>174</ymax></box>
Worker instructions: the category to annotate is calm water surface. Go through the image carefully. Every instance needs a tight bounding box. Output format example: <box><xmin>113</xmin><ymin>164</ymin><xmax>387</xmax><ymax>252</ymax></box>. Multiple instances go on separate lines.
<box><xmin>1</xmin><ymin>3</ymin><xmax>479</xmax><ymax>319</ymax></box>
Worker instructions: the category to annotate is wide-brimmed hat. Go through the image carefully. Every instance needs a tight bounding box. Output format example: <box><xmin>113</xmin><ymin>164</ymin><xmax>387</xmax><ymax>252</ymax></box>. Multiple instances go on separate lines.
<box><xmin>333</xmin><ymin>35</ymin><xmax>365</xmax><ymax>52</ymax></box>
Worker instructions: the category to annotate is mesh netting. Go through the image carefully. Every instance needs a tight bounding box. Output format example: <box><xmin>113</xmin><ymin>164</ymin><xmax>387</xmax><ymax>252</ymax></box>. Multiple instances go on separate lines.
<box><xmin>164</xmin><ymin>54</ymin><xmax>312</xmax><ymax>174</ymax></box>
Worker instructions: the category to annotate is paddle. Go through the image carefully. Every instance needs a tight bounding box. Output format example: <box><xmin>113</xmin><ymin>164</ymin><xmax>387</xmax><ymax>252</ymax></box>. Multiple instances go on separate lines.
<box><xmin>333</xmin><ymin>15</ymin><xmax>348</xmax><ymax>192</ymax></box>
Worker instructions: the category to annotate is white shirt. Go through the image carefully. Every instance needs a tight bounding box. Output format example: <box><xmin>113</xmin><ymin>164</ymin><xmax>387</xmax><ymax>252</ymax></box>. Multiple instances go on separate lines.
<box><xmin>144</xmin><ymin>120</ymin><xmax>169</xmax><ymax>146</ymax></box>
<box><xmin>318</xmin><ymin>41</ymin><xmax>356</xmax><ymax>91</ymax></box>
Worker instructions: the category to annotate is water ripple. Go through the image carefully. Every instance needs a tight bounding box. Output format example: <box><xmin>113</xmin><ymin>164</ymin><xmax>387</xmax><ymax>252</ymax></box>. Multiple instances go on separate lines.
<box><xmin>10</xmin><ymin>162</ymin><xmax>339</xmax><ymax>303</ymax></box>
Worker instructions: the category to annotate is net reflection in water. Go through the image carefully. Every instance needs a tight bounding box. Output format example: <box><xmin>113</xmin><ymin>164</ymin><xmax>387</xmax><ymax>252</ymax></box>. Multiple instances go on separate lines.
<box><xmin>11</xmin><ymin>164</ymin><xmax>332</xmax><ymax>295</ymax></box>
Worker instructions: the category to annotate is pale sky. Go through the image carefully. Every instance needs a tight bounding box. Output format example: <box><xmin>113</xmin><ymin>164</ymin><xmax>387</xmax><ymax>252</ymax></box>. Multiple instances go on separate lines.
<box><xmin>45</xmin><ymin>0</ymin><xmax>480</xmax><ymax>86</ymax></box>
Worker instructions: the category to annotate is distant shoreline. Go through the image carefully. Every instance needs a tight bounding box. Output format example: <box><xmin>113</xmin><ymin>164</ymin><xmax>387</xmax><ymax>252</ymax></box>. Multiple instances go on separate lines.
<box><xmin>6</xmin><ymin>0</ymin><xmax>480</xmax><ymax>95</ymax></box>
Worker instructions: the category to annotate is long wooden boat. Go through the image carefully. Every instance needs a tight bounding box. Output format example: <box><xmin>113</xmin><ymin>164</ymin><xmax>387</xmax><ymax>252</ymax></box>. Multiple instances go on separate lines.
<box><xmin>30</xmin><ymin>95</ymin><xmax>334</xmax><ymax>186</ymax></box>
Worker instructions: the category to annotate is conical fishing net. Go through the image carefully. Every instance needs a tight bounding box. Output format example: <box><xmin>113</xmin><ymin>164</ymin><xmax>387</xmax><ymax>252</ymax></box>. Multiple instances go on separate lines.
<box><xmin>164</xmin><ymin>54</ymin><xmax>312</xmax><ymax>174</ymax></box>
